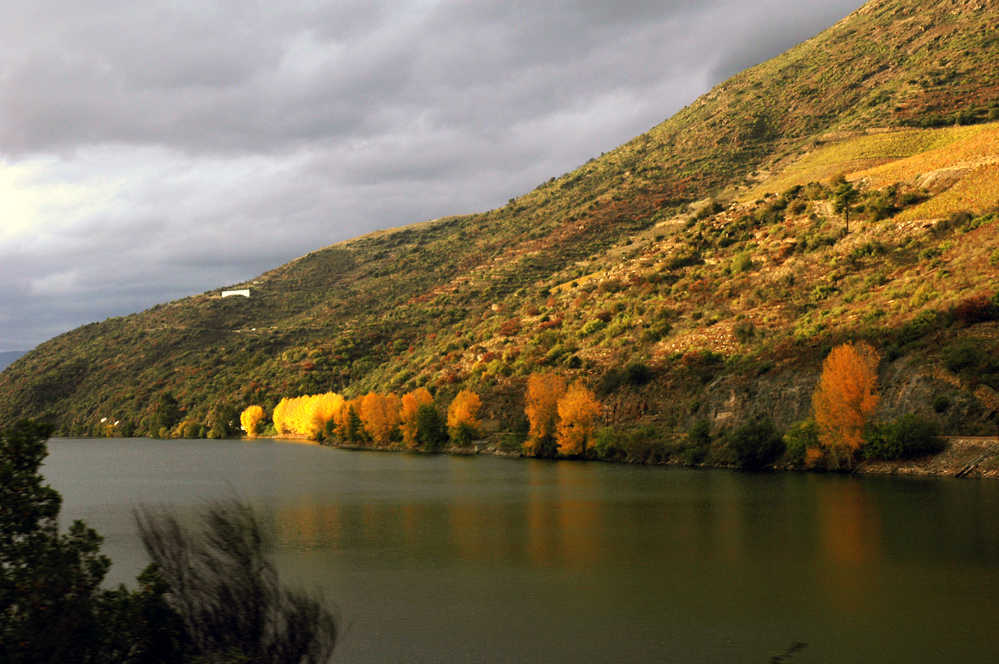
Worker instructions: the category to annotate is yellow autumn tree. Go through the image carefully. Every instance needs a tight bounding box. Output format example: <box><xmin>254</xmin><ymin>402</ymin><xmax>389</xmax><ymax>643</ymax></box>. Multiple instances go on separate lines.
<box><xmin>240</xmin><ymin>405</ymin><xmax>265</xmax><ymax>437</ymax></box>
<box><xmin>307</xmin><ymin>392</ymin><xmax>345</xmax><ymax>439</ymax></box>
<box><xmin>400</xmin><ymin>388</ymin><xmax>435</xmax><ymax>449</ymax></box>
<box><xmin>289</xmin><ymin>396</ymin><xmax>315</xmax><ymax>435</ymax></box>
<box><xmin>523</xmin><ymin>373</ymin><xmax>567</xmax><ymax>457</ymax></box>
<box><xmin>447</xmin><ymin>389</ymin><xmax>482</xmax><ymax>445</ymax></box>
<box><xmin>360</xmin><ymin>392</ymin><xmax>402</xmax><ymax>446</ymax></box>
<box><xmin>812</xmin><ymin>341</ymin><xmax>881</xmax><ymax>468</ymax></box>
<box><xmin>556</xmin><ymin>380</ymin><xmax>602</xmax><ymax>457</ymax></box>
<box><xmin>273</xmin><ymin>395</ymin><xmax>311</xmax><ymax>436</ymax></box>
<box><xmin>272</xmin><ymin>398</ymin><xmax>290</xmax><ymax>435</ymax></box>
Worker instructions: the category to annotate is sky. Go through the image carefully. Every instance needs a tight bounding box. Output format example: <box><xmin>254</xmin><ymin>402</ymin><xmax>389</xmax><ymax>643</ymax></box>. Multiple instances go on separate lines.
<box><xmin>0</xmin><ymin>0</ymin><xmax>868</xmax><ymax>352</ymax></box>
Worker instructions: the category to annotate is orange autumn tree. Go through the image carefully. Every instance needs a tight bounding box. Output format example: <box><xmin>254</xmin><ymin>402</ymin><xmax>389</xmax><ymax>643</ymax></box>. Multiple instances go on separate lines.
<box><xmin>400</xmin><ymin>388</ymin><xmax>435</xmax><ymax>449</ymax></box>
<box><xmin>447</xmin><ymin>389</ymin><xmax>482</xmax><ymax>445</ymax></box>
<box><xmin>523</xmin><ymin>373</ymin><xmax>567</xmax><ymax>457</ymax></box>
<box><xmin>812</xmin><ymin>341</ymin><xmax>881</xmax><ymax>468</ymax></box>
<box><xmin>240</xmin><ymin>405</ymin><xmax>265</xmax><ymax>437</ymax></box>
<box><xmin>556</xmin><ymin>380</ymin><xmax>602</xmax><ymax>457</ymax></box>
<box><xmin>360</xmin><ymin>392</ymin><xmax>402</xmax><ymax>446</ymax></box>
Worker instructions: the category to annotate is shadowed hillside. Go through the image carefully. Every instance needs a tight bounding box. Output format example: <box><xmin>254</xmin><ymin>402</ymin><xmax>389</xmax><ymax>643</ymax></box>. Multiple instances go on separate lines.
<box><xmin>1</xmin><ymin>0</ymin><xmax>998</xmax><ymax>443</ymax></box>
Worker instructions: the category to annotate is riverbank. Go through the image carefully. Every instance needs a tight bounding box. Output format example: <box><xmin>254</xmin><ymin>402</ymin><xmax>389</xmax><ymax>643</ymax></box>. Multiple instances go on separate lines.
<box><xmin>272</xmin><ymin>434</ymin><xmax>999</xmax><ymax>479</ymax></box>
<box><xmin>854</xmin><ymin>436</ymin><xmax>999</xmax><ymax>478</ymax></box>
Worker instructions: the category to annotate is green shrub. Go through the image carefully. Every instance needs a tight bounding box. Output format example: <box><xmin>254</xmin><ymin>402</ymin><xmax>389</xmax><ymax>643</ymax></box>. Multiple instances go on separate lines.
<box><xmin>733</xmin><ymin>321</ymin><xmax>755</xmax><ymax>343</ymax></box>
<box><xmin>931</xmin><ymin>395</ymin><xmax>951</xmax><ymax>413</ymax></box>
<box><xmin>687</xmin><ymin>418</ymin><xmax>712</xmax><ymax>446</ymax></box>
<box><xmin>544</xmin><ymin>344</ymin><xmax>572</xmax><ymax>364</ymax></box>
<box><xmin>676</xmin><ymin>435</ymin><xmax>711</xmax><ymax>465</ymax></box>
<box><xmin>625</xmin><ymin>362</ymin><xmax>654</xmax><ymax>386</ymax></box>
<box><xmin>784</xmin><ymin>418</ymin><xmax>820</xmax><ymax>464</ymax></box>
<box><xmin>811</xmin><ymin>284</ymin><xmax>838</xmax><ymax>301</ymax></box>
<box><xmin>620</xmin><ymin>426</ymin><xmax>668</xmax><ymax>463</ymax></box>
<box><xmin>594</xmin><ymin>428</ymin><xmax>624</xmax><ymax>460</ymax></box>
<box><xmin>897</xmin><ymin>309</ymin><xmax>946</xmax><ymax>346</ymax></box>
<box><xmin>732</xmin><ymin>252</ymin><xmax>754</xmax><ymax>273</ymax></box>
<box><xmin>642</xmin><ymin>321</ymin><xmax>672</xmax><ymax>342</ymax></box>
<box><xmin>726</xmin><ymin>418</ymin><xmax>785</xmax><ymax>469</ymax></box>
<box><xmin>695</xmin><ymin>200</ymin><xmax>724</xmax><ymax>220</ymax></box>
<box><xmin>862</xmin><ymin>415</ymin><xmax>945</xmax><ymax>460</ymax></box>
<box><xmin>598</xmin><ymin>368</ymin><xmax>625</xmax><ymax>394</ymax></box>
<box><xmin>943</xmin><ymin>341</ymin><xmax>986</xmax><ymax>374</ymax></box>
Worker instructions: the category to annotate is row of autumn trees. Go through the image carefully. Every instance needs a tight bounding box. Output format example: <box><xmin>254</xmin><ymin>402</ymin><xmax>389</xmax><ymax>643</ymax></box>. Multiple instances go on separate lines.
<box><xmin>239</xmin><ymin>375</ymin><xmax>603</xmax><ymax>458</ymax></box>
<box><xmin>240</xmin><ymin>388</ymin><xmax>475</xmax><ymax>451</ymax></box>
<box><xmin>237</xmin><ymin>340</ymin><xmax>936</xmax><ymax>468</ymax></box>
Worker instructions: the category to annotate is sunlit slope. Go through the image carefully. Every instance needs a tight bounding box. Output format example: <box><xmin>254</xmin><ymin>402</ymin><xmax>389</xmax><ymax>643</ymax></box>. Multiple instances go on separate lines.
<box><xmin>748</xmin><ymin>124</ymin><xmax>996</xmax><ymax>196</ymax></box>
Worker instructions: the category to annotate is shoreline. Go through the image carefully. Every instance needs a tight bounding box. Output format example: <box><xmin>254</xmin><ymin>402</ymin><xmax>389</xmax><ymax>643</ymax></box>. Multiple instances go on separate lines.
<box><xmin>264</xmin><ymin>434</ymin><xmax>999</xmax><ymax>479</ymax></box>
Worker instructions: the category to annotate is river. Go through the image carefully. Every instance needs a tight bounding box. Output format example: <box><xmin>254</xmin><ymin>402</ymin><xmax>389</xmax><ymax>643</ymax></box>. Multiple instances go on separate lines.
<box><xmin>42</xmin><ymin>437</ymin><xmax>999</xmax><ymax>663</ymax></box>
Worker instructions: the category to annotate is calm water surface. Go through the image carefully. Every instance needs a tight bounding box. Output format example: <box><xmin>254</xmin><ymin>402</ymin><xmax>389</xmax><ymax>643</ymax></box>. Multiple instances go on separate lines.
<box><xmin>42</xmin><ymin>438</ymin><xmax>999</xmax><ymax>663</ymax></box>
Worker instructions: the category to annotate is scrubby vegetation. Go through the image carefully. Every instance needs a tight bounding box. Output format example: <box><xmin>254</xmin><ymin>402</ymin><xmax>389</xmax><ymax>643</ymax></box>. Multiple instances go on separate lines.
<box><xmin>1</xmin><ymin>0</ymin><xmax>998</xmax><ymax>466</ymax></box>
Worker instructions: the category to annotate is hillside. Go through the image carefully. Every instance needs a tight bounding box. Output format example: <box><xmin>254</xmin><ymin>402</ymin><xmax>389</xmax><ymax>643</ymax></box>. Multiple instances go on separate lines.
<box><xmin>1</xmin><ymin>0</ymin><xmax>998</xmax><ymax>446</ymax></box>
<box><xmin>0</xmin><ymin>351</ymin><xmax>27</xmax><ymax>373</ymax></box>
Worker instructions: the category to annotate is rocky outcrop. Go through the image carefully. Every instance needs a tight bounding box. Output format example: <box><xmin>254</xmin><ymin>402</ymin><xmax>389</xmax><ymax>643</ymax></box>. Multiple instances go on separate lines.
<box><xmin>692</xmin><ymin>358</ymin><xmax>995</xmax><ymax>435</ymax></box>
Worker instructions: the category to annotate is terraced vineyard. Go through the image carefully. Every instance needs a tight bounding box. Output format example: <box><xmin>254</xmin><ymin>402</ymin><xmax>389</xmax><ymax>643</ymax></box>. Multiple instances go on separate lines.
<box><xmin>750</xmin><ymin>123</ymin><xmax>999</xmax><ymax>198</ymax></box>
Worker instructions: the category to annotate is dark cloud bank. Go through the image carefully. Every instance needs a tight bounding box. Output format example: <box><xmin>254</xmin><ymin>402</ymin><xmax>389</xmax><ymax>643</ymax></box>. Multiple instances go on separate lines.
<box><xmin>0</xmin><ymin>0</ymin><xmax>866</xmax><ymax>351</ymax></box>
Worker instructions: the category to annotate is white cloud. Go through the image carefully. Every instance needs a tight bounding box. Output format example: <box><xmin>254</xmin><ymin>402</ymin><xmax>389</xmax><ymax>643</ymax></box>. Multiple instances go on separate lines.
<box><xmin>29</xmin><ymin>270</ymin><xmax>80</xmax><ymax>296</ymax></box>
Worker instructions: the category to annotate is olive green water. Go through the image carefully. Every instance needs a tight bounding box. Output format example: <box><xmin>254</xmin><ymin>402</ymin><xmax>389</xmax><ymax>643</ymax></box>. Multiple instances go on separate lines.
<box><xmin>42</xmin><ymin>438</ymin><xmax>999</xmax><ymax>663</ymax></box>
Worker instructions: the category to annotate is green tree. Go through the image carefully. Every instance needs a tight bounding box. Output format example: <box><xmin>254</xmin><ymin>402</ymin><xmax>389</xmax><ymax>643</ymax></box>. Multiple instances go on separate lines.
<box><xmin>207</xmin><ymin>403</ymin><xmax>239</xmax><ymax>439</ymax></box>
<box><xmin>415</xmin><ymin>403</ymin><xmax>448</xmax><ymax>452</ymax></box>
<box><xmin>0</xmin><ymin>421</ymin><xmax>186</xmax><ymax>663</ymax></box>
<box><xmin>152</xmin><ymin>393</ymin><xmax>182</xmax><ymax>436</ymax></box>
<box><xmin>784</xmin><ymin>418</ymin><xmax>820</xmax><ymax>465</ymax></box>
<box><xmin>833</xmin><ymin>181</ymin><xmax>860</xmax><ymax>232</ymax></box>
<box><xmin>343</xmin><ymin>404</ymin><xmax>364</xmax><ymax>444</ymax></box>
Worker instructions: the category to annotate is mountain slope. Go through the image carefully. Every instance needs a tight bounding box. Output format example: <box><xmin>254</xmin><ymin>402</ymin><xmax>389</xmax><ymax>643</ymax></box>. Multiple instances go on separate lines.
<box><xmin>0</xmin><ymin>351</ymin><xmax>27</xmax><ymax>373</ymax></box>
<box><xmin>2</xmin><ymin>0</ymin><xmax>999</xmax><ymax>439</ymax></box>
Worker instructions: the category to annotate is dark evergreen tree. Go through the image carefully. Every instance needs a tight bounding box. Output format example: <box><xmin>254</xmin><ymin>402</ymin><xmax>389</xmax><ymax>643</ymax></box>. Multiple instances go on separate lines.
<box><xmin>0</xmin><ymin>421</ymin><xmax>187</xmax><ymax>663</ymax></box>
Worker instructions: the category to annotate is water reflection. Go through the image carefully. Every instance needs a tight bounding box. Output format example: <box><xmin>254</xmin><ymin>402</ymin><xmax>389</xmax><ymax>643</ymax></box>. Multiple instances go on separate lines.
<box><xmin>813</xmin><ymin>477</ymin><xmax>884</xmax><ymax>617</ymax></box>
<box><xmin>42</xmin><ymin>439</ymin><xmax>999</xmax><ymax>664</ymax></box>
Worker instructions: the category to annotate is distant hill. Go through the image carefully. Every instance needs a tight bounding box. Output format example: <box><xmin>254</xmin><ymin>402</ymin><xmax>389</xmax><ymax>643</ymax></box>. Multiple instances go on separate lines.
<box><xmin>0</xmin><ymin>351</ymin><xmax>27</xmax><ymax>374</ymax></box>
<box><xmin>1</xmin><ymin>0</ymin><xmax>997</xmax><ymax>441</ymax></box>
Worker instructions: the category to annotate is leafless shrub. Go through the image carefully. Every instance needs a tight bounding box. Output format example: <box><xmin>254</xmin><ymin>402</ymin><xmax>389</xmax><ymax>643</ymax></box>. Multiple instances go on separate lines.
<box><xmin>135</xmin><ymin>499</ymin><xmax>337</xmax><ymax>664</ymax></box>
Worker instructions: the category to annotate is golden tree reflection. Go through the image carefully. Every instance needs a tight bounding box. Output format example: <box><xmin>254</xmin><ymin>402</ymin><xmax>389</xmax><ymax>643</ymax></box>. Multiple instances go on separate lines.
<box><xmin>815</xmin><ymin>479</ymin><xmax>885</xmax><ymax>616</ymax></box>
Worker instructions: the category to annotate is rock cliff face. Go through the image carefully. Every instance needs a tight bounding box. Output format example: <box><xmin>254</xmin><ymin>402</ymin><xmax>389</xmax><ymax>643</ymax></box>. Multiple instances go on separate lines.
<box><xmin>694</xmin><ymin>359</ymin><xmax>995</xmax><ymax>435</ymax></box>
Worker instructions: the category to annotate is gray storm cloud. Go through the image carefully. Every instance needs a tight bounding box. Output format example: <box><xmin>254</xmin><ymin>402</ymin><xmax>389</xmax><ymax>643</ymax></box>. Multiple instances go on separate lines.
<box><xmin>0</xmin><ymin>0</ymin><xmax>867</xmax><ymax>351</ymax></box>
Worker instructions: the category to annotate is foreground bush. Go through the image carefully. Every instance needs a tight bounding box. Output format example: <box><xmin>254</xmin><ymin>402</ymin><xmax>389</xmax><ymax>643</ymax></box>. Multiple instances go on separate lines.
<box><xmin>1</xmin><ymin>421</ymin><xmax>186</xmax><ymax>664</ymax></box>
<box><xmin>863</xmin><ymin>415</ymin><xmax>945</xmax><ymax>460</ymax></box>
<box><xmin>1</xmin><ymin>420</ymin><xmax>338</xmax><ymax>664</ymax></box>
<box><xmin>726</xmin><ymin>418</ymin><xmax>785</xmax><ymax>469</ymax></box>
<box><xmin>136</xmin><ymin>499</ymin><xmax>337</xmax><ymax>664</ymax></box>
<box><xmin>783</xmin><ymin>419</ymin><xmax>820</xmax><ymax>465</ymax></box>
